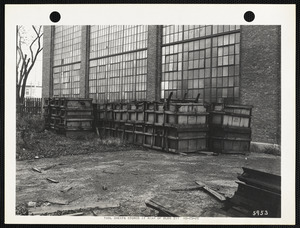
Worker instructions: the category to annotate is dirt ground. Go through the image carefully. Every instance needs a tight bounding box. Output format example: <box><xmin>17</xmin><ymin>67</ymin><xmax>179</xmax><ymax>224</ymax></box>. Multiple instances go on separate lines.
<box><xmin>16</xmin><ymin>148</ymin><xmax>280</xmax><ymax>217</ymax></box>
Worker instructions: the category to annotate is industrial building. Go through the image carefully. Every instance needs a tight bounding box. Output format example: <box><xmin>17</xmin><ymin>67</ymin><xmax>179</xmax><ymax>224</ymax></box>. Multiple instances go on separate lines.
<box><xmin>42</xmin><ymin>25</ymin><xmax>281</xmax><ymax>145</ymax></box>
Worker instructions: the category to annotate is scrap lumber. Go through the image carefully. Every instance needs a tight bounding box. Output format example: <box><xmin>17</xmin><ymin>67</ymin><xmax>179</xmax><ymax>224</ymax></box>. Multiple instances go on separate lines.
<box><xmin>170</xmin><ymin>186</ymin><xmax>204</xmax><ymax>192</ymax></box>
<box><xmin>60</xmin><ymin>186</ymin><xmax>73</xmax><ymax>193</ymax></box>
<box><xmin>195</xmin><ymin>181</ymin><xmax>226</xmax><ymax>202</ymax></box>
<box><xmin>32</xmin><ymin>168</ymin><xmax>42</xmax><ymax>173</ymax></box>
<box><xmin>103</xmin><ymin>170</ymin><xmax>115</xmax><ymax>174</ymax></box>
<box><xmin>45</xmin><ymin>198</ymin><xmax>69</xmax><ymax>205</ymax></box>
<box><xmin>96</xmin><ymin>127</ymin><xmax>100</xmax><ymax>136</ymax></box>
<box><xmin>62</xmin><ymin>212</ymin><xmax>84</xmax><ymax>216</ymax></box>
<box><xmin>28</xmin><ymin>201</ymin><xmax>120</xmax><ymax>215</ymax></box>
<box><xmin>46</xmin><ymin>178</ymin><xmax>59</xmax><ymax>183</ymax></box>
<box><xmin>91</xmin><ymin>210</ymin><xmax>97</xmax><ymax>216</ymax></box>
<box><xmin>42</xmin><ymin>164</ymin><xmax>57</xmax><ymax>171</ymax></box>
<box><xmin>145</xmin><ymin>195</ymin><xmax>204</xmax><ymax>217</ymax></box>
<box><xmin>195</xmin><ymin>151</ymin><xmax>215</xmax><ymax>156</ymax></box>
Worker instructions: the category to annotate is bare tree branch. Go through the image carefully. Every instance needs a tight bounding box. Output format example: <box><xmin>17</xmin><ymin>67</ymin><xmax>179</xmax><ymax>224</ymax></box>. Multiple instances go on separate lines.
<box><xmin>16</xmin><ymin>25</ymin><xmax>43</xmax><ymax>102</ymax></box>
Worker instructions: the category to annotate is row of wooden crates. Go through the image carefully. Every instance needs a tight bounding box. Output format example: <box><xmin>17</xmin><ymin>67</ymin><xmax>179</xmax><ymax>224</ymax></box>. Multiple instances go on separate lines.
<box><xmin>44</xmin><ymin>97</ymin><xmax>94</xmax><ymax>136</ymax></box>
<box><xmin>95</xmin><ymin>101</ymin><xmax>253</xmax><ymax>154</ymax></box>
<box><xmin>99</xmin><ymin>122</ymin><xmax>208</xmax><ymax>154</ymax></box>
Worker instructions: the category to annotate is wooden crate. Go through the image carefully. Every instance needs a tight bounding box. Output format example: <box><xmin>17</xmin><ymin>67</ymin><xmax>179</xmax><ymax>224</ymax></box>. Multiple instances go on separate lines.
<box><xmin>97</xmin><ymin>110</ymin><xmax>106</xmax><ymax>121</ymax></box>
<box><xmin>136</xmin><ymin>110</ymin><xmax>145</xmax><ymax>122</ymax></box>
<box><xmin>113</xmin><ymin>110</ymin><xmax>122</xmax><ymax>121</ymax></box>
<box><xmin>59</xmin><ymin>98</ymin><xmax>93</xmax><ymax>109</ymax></box>
<box><xmin>134</xmin><ymin>131</ymin><xmax>144</xmax><ymax>145</ymax></box>
<box><xmin>124</xmin><ymin>123</ymin><xmax>135</xmax><ymax>131</ymax></box>
<box><xmin>154</xmin><ymin>111</ymin><xmax>164</xmax><ymax>126</ymax></box>
<box><xmin>121</xmin><ymin>111</ymin><xmax>128</xmax><ymax>122</ymax></box>
<box><xmin>50</xmin><ymin>107</ymin><xmax>60</xmax><ymax>116</ymax></box>
<box><xmin>165</xmin><ymin>136</ymin><xmax>208</xmax><ymax>153</ymax></box>
<box><xmin>128</xmin><ymin>110</ymin><xmax>137</xmax><ymax>122</ymax></box>
<box><xmin>106</xmin><ymin>110</ymin><xmax>114</xmax><ymax>120</ymax></box>
<box><xmin>145</xmin><ymin>111</ymin><xmax>155</xmax><ymax>124</ymax></box>
<box><xmin>113</xmin><ymin>121</ymin><xmax>124</xmax><ymax>130</ymax></box>
<box><xmin>103</xmin><ymin>120</ymin><xmax>114</xmax><ymax>128</ymax></box>
<box><xmin>53</xmin><ymin>98</ymin><xmax>60</xmax><ymax>107</ymax></box>
<box><xmin>115</xmin><ymin>129</ymin><xmax>124</xmax><ymax>138</ymax></box>
<box><xmin>209</xmin><ymin>137</ymin><xmax>251</xmax><ymax>154</ymax></box>
<box><xmin>143</xmin><ymin>133</ymin><xmax>153</xmax><ymax>148</ymax></box>
<box><xmin>105</xmin><ymin>103</ymin><xmax>115</xmax><ymax>110</ymax></box>
<box><xmin>211</xmin><ymin>103</ymin><xmax>252</xmax><ymax>114</ymax></box>
<box><xmin>61</xmin><ymin>118</ymin><xmax>93</xmax><ymax>131</ymax></box>
<box><xmin>145</xmin><ymin>102</ymin><xmax>155</xmax><ymax>111</ymax></box>
<box><xmin>165</xmin><ymin>112</ymin><xmax>208</xmax><ymax>125</ymax></box>
<box><xmin>44</xmin><ymin>97</ymin><xmax>51</xmax><ymax>106</ymax></box>
<box><xmin>210</xmin><ymin>126</ymin><xmax>251</xmax><ymax>140</ymax></box>
<box><xmin>164</xmin><ymin>126</ymin><xmax>208</xmax><ymax>153</ymax></box>
<box><xmin>166</xmin><ymin>125</ymin><xmax>208</xmax><ymax>138</ymax></box>
<box><xmin>224</xmin><ymin>104</ymin><xmax>252</xmax><ymax>116</ymax></box>
<box><xmin>210</xmin><ymin>112</ymin><xmax>251</xmax><ymax>128</ymax></box>
<box><xmin>167</xmin><ymin>103</ymin><xmax>207</xmax><ymax>113</ymax></box>
<box><xmin>124</xmin><ymin>130</ymin><xmax>134</xmax><ymax>143</ymax></box>
<box><xmin>102</xmin><ymin>127</ymin><xmax>116</xmax><ymax>138</ymax></box>
<box><xmin>128</xmin><ymin>102</ymin><xmax>145</xmax><ymax>111</ymax></box>
<box><xmin>60</xmin><ymin>109</ymin><xmax>93</xmax><ymax>118</ymax></box>
<box><xmin>153</xmin><ymin>126</ymin><xmax>165</xmax><ymax>150</ymax></box>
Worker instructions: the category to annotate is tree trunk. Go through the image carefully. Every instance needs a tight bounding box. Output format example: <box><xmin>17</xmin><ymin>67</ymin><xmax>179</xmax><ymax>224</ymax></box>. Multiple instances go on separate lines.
<box><xmin>20</xmin><ymin>73</ymin><xmax>29</xmax><ymax>101</ymax></box>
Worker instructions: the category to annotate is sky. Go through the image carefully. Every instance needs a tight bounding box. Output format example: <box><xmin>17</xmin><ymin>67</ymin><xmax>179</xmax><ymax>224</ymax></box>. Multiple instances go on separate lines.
<box><xmin>18</xmin><ymin>25</ymin><xmax>43</xmax><ymax>87</ymax></box>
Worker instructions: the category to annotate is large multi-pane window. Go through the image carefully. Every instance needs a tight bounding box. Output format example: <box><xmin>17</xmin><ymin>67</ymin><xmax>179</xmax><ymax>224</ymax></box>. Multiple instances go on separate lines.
<box><xmin>89</xmin><ymin>25</ymin><xmax>148</xmax><ymax>102</ymax></box>
<box><xmin>52</xmin><ymin>26</ymin><xmax>82</xmax><ymax>97</ymax></box>
<box><xmin>162</xmin><ymin>25</ymin><xmax>240</xmax><ymax>102</ymax></box>
<box><xmin>53</xmin><ymin>63</ymin><xmax>80</xmax><ymax>97</ymax></box>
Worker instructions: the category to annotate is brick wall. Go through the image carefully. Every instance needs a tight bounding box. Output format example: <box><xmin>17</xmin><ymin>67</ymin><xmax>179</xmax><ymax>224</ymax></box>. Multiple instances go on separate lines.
<box><xmin>80</xmin><ymin>26</ymin><xmax>89</xmax><ymax>98</ymax></box>
<box><xmin>146</xmin><ymin>25</ymin><xmax>162</xmax><ymax>101</ymax></box>
<box><xmin>42</xmin><ymin>26</ymin><xmax>52</xmax><ymax>100</ymax></box>
<box><xmin>240</xmin><ymin>25</ymin><xmax>281</xmax><ymax>144</ymax></box>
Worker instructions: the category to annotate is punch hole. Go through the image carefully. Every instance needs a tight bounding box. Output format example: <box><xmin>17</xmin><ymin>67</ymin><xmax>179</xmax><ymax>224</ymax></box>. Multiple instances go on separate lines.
<box><xmin>50</xmin><ymin>11</ymin><xmax>61</xmax><ymax>23</ymax></box>
<box><xmin>244</xmin><ymin>11</ymin><xmax>255</xmax><ymax>22</ymax></box>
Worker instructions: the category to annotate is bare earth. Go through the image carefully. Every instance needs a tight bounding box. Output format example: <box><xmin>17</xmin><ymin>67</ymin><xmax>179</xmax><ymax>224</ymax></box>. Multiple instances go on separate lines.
<box><xmin>16</xmin><ymin>149</ymin><xmax>280</xmax><ymax>217</ymax></box>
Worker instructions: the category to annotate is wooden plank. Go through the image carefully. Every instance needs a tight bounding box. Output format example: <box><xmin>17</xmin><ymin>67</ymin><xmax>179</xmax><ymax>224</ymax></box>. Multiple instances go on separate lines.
<box><xmin>60</xmin><ymin>186</ymin><xmax>73</xmax><ymax>193</ymax></box>
<box><xmin>28</xmin><ymin>201</ymin><xmax>120</xmax><ymax>215</ymax></box>
<box><xmin>195</xmin><ymin>181</ymin><xmax>226</xmax><ymax>202</ymax></box>
<box><xmin>145</xmin><ymin>195</ymin><xmax>204</xmax><ymax>217</ymax></box>
<box><xmin>44</xmin><ymin>198</ymin><xmax>69</xmax><ymax>205</ymax></box>
<box><xmin>170</xmin><ymin>186</ymin><xmax>203</xmax><ymax>191</ymax></box>
<box><xmin>32</xmin><ymin>168</ymin><xmax>42</xmax><ymax>173</ymax></box>
<box><xmin>46</xmin><ymin>178</ymin><xmax>59</xmax><ymax>183</ymax></box>
<box><xmin>62</xmin><ymin>212</ymin><xmax>84</xmax><ymax>216</ymax></box>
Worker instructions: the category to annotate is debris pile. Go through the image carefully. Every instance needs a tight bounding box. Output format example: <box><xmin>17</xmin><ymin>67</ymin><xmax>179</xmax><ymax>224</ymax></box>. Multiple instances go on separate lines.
<box><xmin>24</xmin><ymin>162</ymin><xmax>121</xmax><ymax>216</ymax></box>
<box><xmin>145</xmin><ymin>180</ymin><xmax>227</xmax><ymax>217</ymax></box>
<box><xmin>145</xmin><ymin>167</ymin><xmax>281</xmax><ymax>217</ymax></box>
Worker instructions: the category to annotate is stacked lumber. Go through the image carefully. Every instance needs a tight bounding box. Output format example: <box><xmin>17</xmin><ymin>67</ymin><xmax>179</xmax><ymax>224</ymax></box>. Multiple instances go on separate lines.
<box><xmin>209</xmin><ymin>103</ymin><xmax>253</xmax><ymax>154</ymax></box>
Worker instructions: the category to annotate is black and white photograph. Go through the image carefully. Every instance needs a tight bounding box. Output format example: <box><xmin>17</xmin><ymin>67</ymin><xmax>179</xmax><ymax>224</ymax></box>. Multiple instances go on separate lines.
<box><xmin>4</xmin><ymin>4</ymin><xmax>296</xmax><ymax>225</ymax></box>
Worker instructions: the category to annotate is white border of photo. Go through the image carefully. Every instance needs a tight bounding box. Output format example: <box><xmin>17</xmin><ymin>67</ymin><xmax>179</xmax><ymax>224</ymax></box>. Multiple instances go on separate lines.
<box><xmin>5</xmin><ymin>4</ymin><xmax>296</xmax><ymax>225</ymax></box>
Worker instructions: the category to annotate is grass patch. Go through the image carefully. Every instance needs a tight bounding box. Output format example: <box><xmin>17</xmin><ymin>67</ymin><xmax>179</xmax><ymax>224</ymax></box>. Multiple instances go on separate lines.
<box><xmin>250</xmin><ymin>143</ymin><xmax>281</xmax><ymax>156</ymax></box>
<box><xmin>16</xmin><ymin>113</ymin><xmax>144</xmax><ymax>160</ymax></box>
